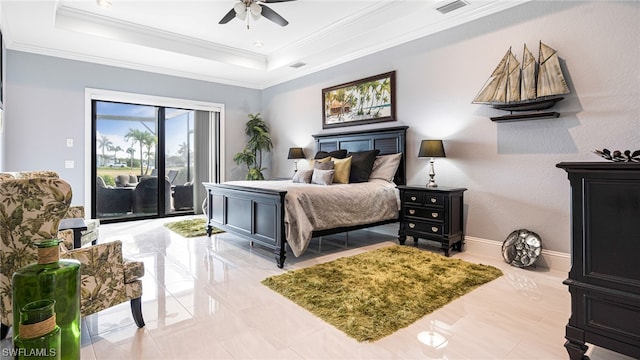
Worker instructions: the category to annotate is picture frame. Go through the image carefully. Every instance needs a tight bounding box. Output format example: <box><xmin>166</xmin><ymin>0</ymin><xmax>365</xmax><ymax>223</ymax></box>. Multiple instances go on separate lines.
<box><xmin>322</xmin><ymin>71</ymin><xmax>396</xmax><ymax>129</ymax></box>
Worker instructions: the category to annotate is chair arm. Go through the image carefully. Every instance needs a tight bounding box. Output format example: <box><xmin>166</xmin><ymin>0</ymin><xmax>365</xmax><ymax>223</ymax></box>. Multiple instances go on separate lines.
<box><xmin>57</xmin><ymin>229</ymin><xmax>75</xmax><ymax>250</ymax></box>
<box><xmin>124</xmin><ymin>260</ymin><xmax>145</xmax><ymax>283</ymax></box>
<box><xmin>65</xmin><ymin>206</ymin><xmax>85</xmax><ymax>219</ymax></box>
<box><xmin>61</xmin><ymin>240</ymin><xmax>130</xmax><ymax>317</ymax></box>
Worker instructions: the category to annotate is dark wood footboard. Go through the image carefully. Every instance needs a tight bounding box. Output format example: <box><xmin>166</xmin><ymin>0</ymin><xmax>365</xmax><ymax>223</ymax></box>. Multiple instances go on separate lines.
<box><xmin>203</xmin><ymin>126</ymin><xmax>409</xmax><ymax>268</ymax></box>
<box><xmin>203</xmin><ymin>182</ymin><xmax>288</xmax><ymax>268</ymax></box>
<box><xmin>203</xmin><ymin>181</ymin><xmax>400</xmax><ymax>268</ymax></box>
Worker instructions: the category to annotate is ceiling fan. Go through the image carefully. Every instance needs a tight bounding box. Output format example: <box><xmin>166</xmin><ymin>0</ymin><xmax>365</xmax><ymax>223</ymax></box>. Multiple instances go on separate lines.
<box><xmin>219</xmin><ymin>0</ymin><xmax>297</xmax><ymax>29</ymax></box>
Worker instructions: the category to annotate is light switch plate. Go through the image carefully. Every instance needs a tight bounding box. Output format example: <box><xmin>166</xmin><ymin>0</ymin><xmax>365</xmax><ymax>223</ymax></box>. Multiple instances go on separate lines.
<box><xmin>66</xmin><ymin>138</ymin><xmax>73</xmax><ymax>147</ymax></box>
<box><xmin>65</xmin><ymin>160</ymin><xmax>74</xmax><ymax>168</ymax></box>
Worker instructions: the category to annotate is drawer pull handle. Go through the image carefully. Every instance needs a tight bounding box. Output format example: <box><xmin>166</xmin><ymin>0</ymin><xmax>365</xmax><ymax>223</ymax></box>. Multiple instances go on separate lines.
<box><xmin>430</xmin><ymin>198</ymin><xmax>437</xmax><ymax>203</ymax></box>
<box><xmin>431</xmin><ymin>212</ymin><xmax>438</xmax><ymax>218</ymax></box>
<box><xmin>431</xmin><ymin>226</ymin><xmax>438</xmax><ymax>232</ymax></box>
<box><xmin>411</xmin><ymin>196</ymin><xmax>417</xmax><ymax>201</ymax></box>
<box><xmin>409</xmin><ymin>223</ymin><xmax>416</xmax><ymax>229</ymax></box>
<box><xmin>409</xmin><ymin>209</ymin><xmax>416</xmax><ymax>215</ymax></box>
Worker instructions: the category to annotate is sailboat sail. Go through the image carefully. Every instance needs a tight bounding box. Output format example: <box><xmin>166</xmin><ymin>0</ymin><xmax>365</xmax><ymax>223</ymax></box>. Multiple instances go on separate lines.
<box><xmin>473</xmin><ymin>41</ymin><xmax>570</xmax><ymax>112</ymax></box>
<box><xmin>473</xmin><ymin>49</ymin><xmax>510</xmax><ymax>103</ymax></box>
<box><xmin>505</xmin><ymin>51</ymin><xmax>521</xmax><ymax>103</ymax></box>
<box><xmin>537</xmin><ymin>42</ymin><xmax>570</xmax><ymax>97</ymax></box>
<box><xmin>520</xmin><ymin>44</ymin><xmax>536</xmax><ymax>101</ymax></box>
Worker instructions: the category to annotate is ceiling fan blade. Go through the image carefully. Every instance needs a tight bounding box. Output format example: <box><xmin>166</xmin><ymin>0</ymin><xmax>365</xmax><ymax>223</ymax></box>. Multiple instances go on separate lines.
<box><xmin>260</xmin><ymin>4</ymin><xmax>289</xmax><ymax>26</ymax></box>
<box><xmin>262</xmin><ymin>0</ymin><xmax>297</xmax><ymax>3</ymax></box>
<box><xmin>218</xmin><ymin>8</ymin><xmax>237</xmax><ymax>24</ymax></box>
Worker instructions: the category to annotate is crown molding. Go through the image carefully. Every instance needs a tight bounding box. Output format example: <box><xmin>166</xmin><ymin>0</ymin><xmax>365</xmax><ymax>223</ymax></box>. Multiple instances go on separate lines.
<box><xmin>55</xmin><ymin>5</ymin><xmax>267</xmax><ymax>71</ymax></box>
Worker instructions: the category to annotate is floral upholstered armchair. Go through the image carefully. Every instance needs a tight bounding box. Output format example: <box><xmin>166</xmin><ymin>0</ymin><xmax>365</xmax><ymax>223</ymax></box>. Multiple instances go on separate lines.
<box><xmin>0</xmin><ymin>170</ymin><xmax>100</xmax><ymax>248</ymax></box>
<box><xmin>0</xmin><ymin>178</ymin><xmax>145</xmax><ymax>340</ymax></box>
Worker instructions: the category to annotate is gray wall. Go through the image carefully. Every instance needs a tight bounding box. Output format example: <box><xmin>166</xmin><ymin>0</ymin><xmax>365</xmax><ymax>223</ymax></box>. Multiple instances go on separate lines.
<box><xmin>2</xmin><ymin>1</ymin><xmax>638</xmax><ymax>254</ymax></box>
<box><xmin>4</xmin><ymin>51</ymin><xmax>261</xmax><ymax>204</ymax></box>
<box><xmin>261</xmin><ymin>1</ymin><xmax>640</xmax><ymax>253</ymax></box>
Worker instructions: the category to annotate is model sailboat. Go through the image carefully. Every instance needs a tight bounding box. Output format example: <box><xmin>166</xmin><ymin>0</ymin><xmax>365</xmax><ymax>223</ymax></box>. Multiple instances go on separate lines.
<box><xmin>473</xmin><ymin>41</ymin><xmax>570</xmax><ymax>121</ymax></box>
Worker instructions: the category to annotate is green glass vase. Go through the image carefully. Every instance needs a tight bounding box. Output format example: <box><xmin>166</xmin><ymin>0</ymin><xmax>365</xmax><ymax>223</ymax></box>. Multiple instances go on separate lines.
<box><xmin>12</xmin><ymin>239</ymin><xmax>81</xmax><ymax>360</ymax></box>
<box><xmin>13</xmin><ymin>299</ymin><xmax>61</xmax><ymax>360</ymax></box>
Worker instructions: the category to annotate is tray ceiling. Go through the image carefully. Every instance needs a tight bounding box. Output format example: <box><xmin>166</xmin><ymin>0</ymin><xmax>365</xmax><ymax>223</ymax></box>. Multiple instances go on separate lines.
<box><xmin>1</xmin><ymin>0</ymin><xmax>529</xmax><ymax>89</ymax></box>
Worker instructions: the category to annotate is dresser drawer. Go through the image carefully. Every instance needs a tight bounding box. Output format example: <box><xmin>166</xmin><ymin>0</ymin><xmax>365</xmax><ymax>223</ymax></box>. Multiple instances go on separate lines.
<box><xmin>403</xmin><ymin>191</ymin><xmax>445</xmax><ymax>207</ymax></box>
<box><xmin>405</xmin><ymin>207</ymin><xmax>444</xmax><ymax>222</ymax></box>
<box><xmin>405</xmin><ymin>220</ymin><xmax>444</xmax><ymax>236</ymax></box>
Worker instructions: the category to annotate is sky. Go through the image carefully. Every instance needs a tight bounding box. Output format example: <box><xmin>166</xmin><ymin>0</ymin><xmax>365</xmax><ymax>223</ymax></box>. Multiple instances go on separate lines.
<box><xmin>95</xmin><ymin>101</ymin><xmax>193</xmax><ymax>162</ymax></box>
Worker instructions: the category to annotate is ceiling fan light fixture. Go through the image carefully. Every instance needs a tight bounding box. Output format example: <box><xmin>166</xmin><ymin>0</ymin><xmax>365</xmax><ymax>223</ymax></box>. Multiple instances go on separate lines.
<box><xmin>250</xmin><ymin>2</ymin><xmax>262</xmax><ymax>19</ymax></box>
<box><xmin>96</xmin><ymin>0</ymin><xmax>112</xmax><ymax>9</ymax></box>
<box><xmin>234</xmin><ymin>2</ymin><xmax>247</xmax><ymax>20</ymax></box>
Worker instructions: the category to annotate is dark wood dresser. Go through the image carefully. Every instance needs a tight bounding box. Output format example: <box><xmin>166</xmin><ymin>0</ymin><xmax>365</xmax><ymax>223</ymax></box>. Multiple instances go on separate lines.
<box><xmin>397</xmin><ymin>185</ymin><xmax>466</xmax><ymax>256</ymax></box>
<box><xmin>557</xmin><ymin>162</ymin><xmax>640</xmax><ymax>359</ymax></box>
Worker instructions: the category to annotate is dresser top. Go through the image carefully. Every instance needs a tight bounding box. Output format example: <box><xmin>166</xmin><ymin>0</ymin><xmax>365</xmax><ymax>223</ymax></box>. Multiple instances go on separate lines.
<box><xmin>557</xmin><ymin>162</ymin><xmax>640</xmax><ymax>171</ymax></box>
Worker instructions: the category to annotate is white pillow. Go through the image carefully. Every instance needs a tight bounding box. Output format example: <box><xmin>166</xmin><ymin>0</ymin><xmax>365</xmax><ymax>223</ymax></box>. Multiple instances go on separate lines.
<box><xmin>369</xmin><ymin>153</ymin><xmax>402</xmax><ymax>182</ymax></box>
<box><xmin>292</xmin><ymin>169</ymin><xmax>313</xmax><ymax>183</ymax></box>
<box><xmin>311</xmin><ymin>169</ymin><xmax>335</xmax><ymax>185</ymax></box>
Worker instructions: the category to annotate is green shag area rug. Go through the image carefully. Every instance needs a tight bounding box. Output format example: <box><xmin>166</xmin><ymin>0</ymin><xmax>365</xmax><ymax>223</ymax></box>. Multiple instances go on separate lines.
<box><xmin>261</xmin><ymin>245</ymin><xmax>503</xmax><ymax>342</ymax></box>
<box><xmin>164</xmin><ymin>218</ymin><xmax>223</xmax><ymax>238</ymax></box>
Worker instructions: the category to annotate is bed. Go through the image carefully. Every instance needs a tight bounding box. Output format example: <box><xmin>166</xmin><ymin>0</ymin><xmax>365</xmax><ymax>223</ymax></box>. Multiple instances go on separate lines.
<box><xmin>203</xmin><ymin>126</ymin><xmax>408</xmax><ymax>268</ymax></box>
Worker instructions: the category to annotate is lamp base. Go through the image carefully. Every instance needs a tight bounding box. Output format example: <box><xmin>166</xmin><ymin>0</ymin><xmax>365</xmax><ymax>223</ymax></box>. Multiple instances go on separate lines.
<box><xmin>426</xmin><ymin>159</ymin><xmax>438</xmax><ymax>188</ymax></box>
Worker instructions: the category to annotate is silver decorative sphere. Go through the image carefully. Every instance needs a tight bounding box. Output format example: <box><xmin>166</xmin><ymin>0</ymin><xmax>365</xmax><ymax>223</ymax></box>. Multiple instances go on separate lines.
<box><xmin>502</xmin><ymin>229</ymin><xmax>542</xmax><ymax>268</ymax></box>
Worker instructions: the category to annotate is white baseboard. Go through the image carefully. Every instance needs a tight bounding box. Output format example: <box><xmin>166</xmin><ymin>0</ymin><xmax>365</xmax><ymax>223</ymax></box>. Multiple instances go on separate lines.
<box><xmin>368</xmin><ymin>224</ymin><xmax>571</xmax><ymax>273</ymax></box>
<box><xmin>465</xmin><ymin>236</ymin><xmax>571</xmax><ymax>273</ymax></box>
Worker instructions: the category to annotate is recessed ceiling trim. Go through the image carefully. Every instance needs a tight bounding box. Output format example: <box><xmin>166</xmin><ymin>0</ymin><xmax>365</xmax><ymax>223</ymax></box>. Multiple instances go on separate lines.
<box><xmin>266</xmin><ymin>0</ymin><xmax>400</xmax><ymax>71</ymax></box>
<box><xmin>8</xmin><ymin>40</ymin><xmax>265</xmax><ymax>89</ymax></box>
<box><xmin>54</xmin><ymin>5</ymin><xmax>267</xmax><ymax>70</ymax></box>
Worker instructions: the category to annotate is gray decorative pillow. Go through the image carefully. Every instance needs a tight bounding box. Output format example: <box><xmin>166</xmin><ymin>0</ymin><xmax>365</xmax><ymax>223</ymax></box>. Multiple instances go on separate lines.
<box><xmin>369</xmin><ymin>153</ymin><xmax>402</xmax><ymax>182</ymax></box>
<box><xmin>311</xmin><ymin>169</ymin><xmax>335</xmax><ymax>185</ymax></box>
<box><xmin>292</xmin><ymin>169</ymin><xmax>313</xmax><ymax>183</ymax></box>
<box><xmin>314</xmin><ymin>160</ymin><xmax>334</xmax><ymax>171</ymax></box>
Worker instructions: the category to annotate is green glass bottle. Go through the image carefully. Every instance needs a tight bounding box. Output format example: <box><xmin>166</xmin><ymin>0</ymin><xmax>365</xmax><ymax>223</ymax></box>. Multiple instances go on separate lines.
<box><xmin>13</xmin><ymin>299</ymin><xmax>61</xmax><ymax>360</ymax></box>
<box><xmin>12</xmin><ymin>239</ymin><xmax>81</xmax><ymax>360</ymax></box>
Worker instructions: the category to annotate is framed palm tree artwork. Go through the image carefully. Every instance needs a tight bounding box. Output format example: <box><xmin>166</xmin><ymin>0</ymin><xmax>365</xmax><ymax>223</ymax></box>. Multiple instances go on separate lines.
<box><xmin>322</xmin><ymin>71</ymin><xmax>396</xmax><ymax>129</ymax></box>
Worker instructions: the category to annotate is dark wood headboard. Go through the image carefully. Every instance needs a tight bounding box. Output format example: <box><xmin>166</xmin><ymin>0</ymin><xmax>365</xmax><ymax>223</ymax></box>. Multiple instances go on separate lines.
<box><xmin>312</xmin><ymin>126</ymin><xmax>408</xmax><ymax>185</ymax></box>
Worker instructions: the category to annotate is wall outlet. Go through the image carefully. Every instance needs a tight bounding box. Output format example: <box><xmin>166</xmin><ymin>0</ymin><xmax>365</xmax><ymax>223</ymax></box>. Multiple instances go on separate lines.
<box><xmin>65</xmin><ymin>160</ymin><xmax>74</xmax><ymax>168</ymax></box>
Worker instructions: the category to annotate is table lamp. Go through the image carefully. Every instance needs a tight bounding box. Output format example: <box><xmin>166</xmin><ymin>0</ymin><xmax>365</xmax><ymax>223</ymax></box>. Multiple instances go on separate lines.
<box><xmin>418</xmin><ymin>140</ymin><xmax>446</xmax><ymax>188</ymax></box>
<box><xmin>287</xmin><ymin>147</ymin><xmax>305</xmax><ymax>172</ymax></box>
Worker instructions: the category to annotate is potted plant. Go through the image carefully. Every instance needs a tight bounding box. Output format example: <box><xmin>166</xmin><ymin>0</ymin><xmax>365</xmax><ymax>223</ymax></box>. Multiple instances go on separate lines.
<box><xmin>233</xmin><ymin>113</ymin><xmax>273</xmax><ymax>180</ymax></box>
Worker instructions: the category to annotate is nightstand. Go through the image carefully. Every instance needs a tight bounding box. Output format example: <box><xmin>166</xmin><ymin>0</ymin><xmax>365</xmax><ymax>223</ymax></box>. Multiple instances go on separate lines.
<box><xmin>397</xmin><ymin>185</ymin><xmax>467</xmax><ymax>256</ymax></box>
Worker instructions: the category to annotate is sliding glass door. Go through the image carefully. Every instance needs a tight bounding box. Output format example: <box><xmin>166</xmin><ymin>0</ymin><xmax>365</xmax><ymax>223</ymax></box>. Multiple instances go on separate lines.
<box><xmin>92</xmin><ymin>100</ymin><xmax>218</xmax><ymax>222</ymax></box>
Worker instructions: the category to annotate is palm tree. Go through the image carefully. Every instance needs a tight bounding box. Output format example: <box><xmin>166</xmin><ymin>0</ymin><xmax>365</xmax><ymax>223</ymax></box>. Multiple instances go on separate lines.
<box><xmin>177</xmin><ymin>142</ymin><xmax>189</xmax><ymax>164</ymax></box>
<box><xmin>109</xmin><ymin>145</ymin><xmax>123</xmax><ymax>165</ymax></box>
<box><xmin>126</xmin><ymin>147</ymin><xmax>136</xmax><ymax>168</ymax></box>
<box><xmin>125</xmin><ymin>129</ymin><xmax>148</xmax><ymax>176</ymax></box>
<box><xmin>141</xmin><ymin>132</ymin><xmax>157</xmax><ymax>175</ymax></box>
<box><xmin>97</xmin><ymin>135</ymin><xmax>113</xmax><ymax>166</ymax></box>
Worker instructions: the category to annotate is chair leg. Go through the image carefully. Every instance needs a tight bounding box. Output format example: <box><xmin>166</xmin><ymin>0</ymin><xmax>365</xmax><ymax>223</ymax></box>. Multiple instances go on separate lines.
<box><xmin>130</xmin><ymin>297</ymin><xmax>145</xmax><ymax>328</ymax></box>
<box><xmin>1</xmin><ymin>323</ymin><xmax>9</xmax><ymax>340</ymax></box>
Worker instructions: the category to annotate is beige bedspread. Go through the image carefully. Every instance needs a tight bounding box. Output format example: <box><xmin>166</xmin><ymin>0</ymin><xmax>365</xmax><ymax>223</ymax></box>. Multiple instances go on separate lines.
<box><xmin>222</xmin><ymin>179</ymin><xmax>400</xmax><ymax>256</ymax></box>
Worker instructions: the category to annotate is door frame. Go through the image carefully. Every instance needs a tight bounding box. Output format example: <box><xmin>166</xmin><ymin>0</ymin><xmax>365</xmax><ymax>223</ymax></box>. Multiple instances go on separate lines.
<box><xmin>84</xmin><ymin>88</ymin><xmax>225</xmax><ymax>218</ymax></box>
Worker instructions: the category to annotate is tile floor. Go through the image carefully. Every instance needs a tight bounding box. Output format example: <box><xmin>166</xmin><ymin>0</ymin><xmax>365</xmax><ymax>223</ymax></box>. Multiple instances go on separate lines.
<box><xmin>1</xmin><ymin>216</ymin><xmax>635</xmax><ymax>359</ymax></box>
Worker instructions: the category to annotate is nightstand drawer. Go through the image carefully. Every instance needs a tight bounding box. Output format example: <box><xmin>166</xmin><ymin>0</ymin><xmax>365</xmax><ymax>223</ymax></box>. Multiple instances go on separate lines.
<box><xmin>404</xmin><ymin>191</ymin><xmax>424</xmax><ymax>204</ymax></box>
<box><xmin>405</xmin><ymin>207</ymin><xmax>444</xmax><ymax>222</ymax></box>
<box><xmin>406</xmin><ymin>220</ymin><xmax>443</xmax><ymax>236</ymax></box>
<box><xmin>423</xmin><ymin>193</ymin><xmax>445</xmax><ymax>207</ymax></box>
<box><xmin>403</xmin><ymin>191</ymin><xmax>445</xmax><ymax>207</ymax></box>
